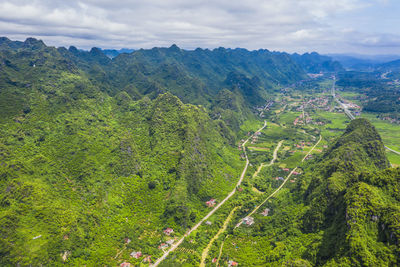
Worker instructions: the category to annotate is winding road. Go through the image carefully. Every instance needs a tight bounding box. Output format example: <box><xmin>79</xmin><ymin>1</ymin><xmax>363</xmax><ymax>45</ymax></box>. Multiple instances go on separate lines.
<box><xmin>151</xmin><ymin>121</ymin><xmax>268</xmax><ymax>267</ymax></box>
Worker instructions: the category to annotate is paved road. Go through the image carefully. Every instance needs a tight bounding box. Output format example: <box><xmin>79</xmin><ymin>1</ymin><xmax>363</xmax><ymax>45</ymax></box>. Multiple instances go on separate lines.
<box><xmin>151</xmin><ymin>121</ymin><xmax>268</xmax><ymax>267</ymax></box>
<box><xmin>331</xmin><ymin>77</ymin><xmax>400</xmax><ymax>155</ymax></box>
<box><xmin>384</xmin><ymin>145</ymin><xmax>400</xmax><ymax>155</ymax></box>
<box><xmin>235</xmin><ymin>134</ymin><xmax>322</xmax><ymax>228</ymax></box>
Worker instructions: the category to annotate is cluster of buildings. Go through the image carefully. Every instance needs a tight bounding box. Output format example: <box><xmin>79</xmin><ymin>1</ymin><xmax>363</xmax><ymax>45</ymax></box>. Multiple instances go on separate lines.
<box><xmin>293</xmin><ymin>141</ymin><xmax>310</xmax><ymax>149</ymax></box>
<box><xmin>305</xmin><ymin>96</ymin><xmax>330</xmax><ymax>111</ymax></box>
<box><xmin>307</xmin><ymin>73</ymin><xmax>324</xmax><ymax>79</ymax></box>
<box><xmin>120</xmin><ymin>252</ymin><xmax>151</xmax><ymax>266</ymax></box>
<box><xmin>341</xmin><ymin>101</ymin><xmax>361</xmax><ymax>110</ymax></box>
<box><xmin>337</xmin><ymin>96</ymin><xmax>361</xmax><ymax>111</ymax></box>
<box><xmin>379</xmin><ymin>116</ymin><xmax>400</xmax><ymax>124</ymax></box>
<box><xmin>250</xmin><ymin>131</ymin><xmax>262</xmax><ymax>144</ymax></box>
<box><xmin>254</xmin><ymin>100</ymin><xmax>275</xmax><ymax>117</ymax></box>
<box><xmin>293</xmin><ymin>113</ymin><xmax>312</xmax><ymax>126</ymax></box>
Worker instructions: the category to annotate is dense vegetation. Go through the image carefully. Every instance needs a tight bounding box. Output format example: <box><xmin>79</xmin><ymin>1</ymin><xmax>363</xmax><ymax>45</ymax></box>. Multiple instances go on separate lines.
<box><xmin>337</xmin><ymin>71</ymin><xmax>400</xmax><ymax>113</ymax></box>
<box><xmin>291</xmin><ymin>52</ymin><xmax>344</xmax><ymax>73</ymax></box>
<box><xmin>0</xmin><ymin>37</ymin><xmax>308</xmax><ymax>265</ymax></box>
<box><xmin>1</xmin><ymin>37</ymin><xmax>398</xmax><ymax>266</ymax></box>
<box><xmin>217</xmin><ymin>119</ymin><xmax>399</xmax><ymax>266</ymax></box>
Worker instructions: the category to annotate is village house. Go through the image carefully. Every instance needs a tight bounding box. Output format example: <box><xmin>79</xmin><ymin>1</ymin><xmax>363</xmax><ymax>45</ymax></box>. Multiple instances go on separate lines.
<box><xmin>243</xmin><ymin>216</ymin><xmax>254</xmax><ymax>226</ymax></box>
<box><xmin>166</xmin><ymin>239</ymin><xmax>175</xmax><ymax>245</ymax></box>
<box><xmin>158</xmin><ymin>243</ymin><xmax>169</xmax><ymax>250</ymax></box>
<box><xmin>120</xmin><ymin>262</ymin><xmax>131</xmax><ymax>267</ymax></box>
<box><xmin>163</xmin><ymin>228</ymin><xmax>174</xmax><ymax>235</ymax></box>
<box><xmin>212</xmin><ymin>257</ymin><xmax>218</xmax><ymax>263</ymax></box>
<box><xmin>143</xmin><ymin>256</ymin><xmax>151</xmax><ymax>263</ymax></box>
<box><xmin>282</xmin><ymin>168</ymin><xmax>290</xmax><ymax>172</ymax></box>
<box><xmin>261</xmin><ymin>208</ymin><xmax>270</xmax><ymax>216</ymax></box>
<box><xmin>205</xmin><ymin>221</ymin><xmax>212</xmax><ymax>225</ymax></box>
<box><xmin>206</xmin><ymin>198</ymin><xmax>216</xmax><ymax>207</ymax></box>
<box><xmin>228</xmin><ymin>260</ymin><xmax>239</xmax><ymax>266</ymax></box>
<box><xmin>130</xmin><ymin>251</ymin><xmax>142</xmax><ymax>259</ymax></box>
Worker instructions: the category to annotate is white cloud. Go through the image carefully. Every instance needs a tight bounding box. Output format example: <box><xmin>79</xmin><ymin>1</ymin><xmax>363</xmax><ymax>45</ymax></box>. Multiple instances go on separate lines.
<box><xmin>0</xmin><ymin>0</ymin><xmax>399</xmax><ymax>54</ymax></box>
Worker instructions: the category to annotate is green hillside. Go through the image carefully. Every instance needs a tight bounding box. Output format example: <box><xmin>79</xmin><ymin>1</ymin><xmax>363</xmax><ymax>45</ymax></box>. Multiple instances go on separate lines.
<box><xmin>222</xmin><ymin>119</ymin><xmax>399</xmax><ymax>266</ymax></box>
<box><xmin>0</xmin><ymin>37</ymin><xmax>398</xmax><ymax>266</ymax></box>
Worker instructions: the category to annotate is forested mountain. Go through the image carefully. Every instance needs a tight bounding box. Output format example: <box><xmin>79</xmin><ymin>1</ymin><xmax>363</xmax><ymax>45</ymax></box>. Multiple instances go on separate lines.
<box><xmin>0</xmin><ymin>37</ymin><xmax>307</xmax><ymax>136</ymax></box>
<box><xmin>378</xmin><ymin>59</ymin><xmax>400</xmax><ymax>72</ymax></box>
<box><xmin>302</xmin><ymin>119</ymin><xmax>398</xmax><ymax>265</ymax></box>
<box><xmin>234</xmin><ymin>119</ymin><xmax>399</xmax><ymax>266</ymax></box>
<box><xmin>1</xmin><ymin>37</ymin><xmax>398</xmax><ymax>266</ymax></box>
<box><xmin>102</xmin><ymin>48</ymin><xmax>135</xmax><ymax>59</ymax></box>
<box><xmin>0</xmin><ymin>37</ymin><xmax>306</xmax><ymax>265</ymax></box>
<box><xmin>62</xmin><ymin>44</ymin><xmax>307</xmax><ymax>106</ymax></box>
<box><xmin>292</xmin><ymin>52</ymin><xmax>344</xmax><ymax>73</ymax></box>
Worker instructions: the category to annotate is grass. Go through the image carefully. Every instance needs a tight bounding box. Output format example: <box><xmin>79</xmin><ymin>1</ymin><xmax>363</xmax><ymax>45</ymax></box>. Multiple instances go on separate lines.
<box><xmin>278</xmin><ymin>112</ymin><xmax>301</xmax><ymax>126</ymax></box>
<box><xmin>361</xmin><ymin>113</ymin><xmax>400</xmax><ymax>151</ymax></box>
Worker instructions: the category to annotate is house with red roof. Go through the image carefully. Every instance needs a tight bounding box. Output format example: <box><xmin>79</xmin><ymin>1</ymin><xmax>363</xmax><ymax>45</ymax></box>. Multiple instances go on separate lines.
<box><xmin>130</xmin><ymin>251</ymin><xmax>142</xmax><ymax>259</ymax></box>
<box><xmin>163</xmin><ymin>228</ymin><xmax>174</xmax><ymax>235</ymax></box>
<box><xmin>143</xmin><ymin>256</ymin><xmax>151</xmax><ymax>263</ymax></box>
<box><xmin>228</xmin><ymin>260</ymin><xmax>238</xmax><ymax>266</ymax></box>
<box><xmin>206</xmin><ymin>198</ymin><xmax>216</xmax><ymax>207</ymax></box>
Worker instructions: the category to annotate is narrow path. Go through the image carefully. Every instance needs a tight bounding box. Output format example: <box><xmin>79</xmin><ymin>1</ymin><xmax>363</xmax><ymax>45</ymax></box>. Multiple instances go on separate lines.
<box><xmin>235</xmin><ymin>135</ymin><xmax>322</xmax><ymax>228</ymax></box>
<box><xmin>151</xmin><ymin>121</ymin><xmax>268</xmax><ymax>267</ymax></box>
<box><xmin>253</xmin><ymin>140</ymin><xmax>283</xmax><ymax>178</ymax></box>
<box><xmin>216</xmin><ymin>235</ymin><xmax>229</xmax><ymax>266</ymax></box>
<box><xmin>199</xmin><ymin>207</ymin><xmax>239</xmax><ymax>266</ymax></box>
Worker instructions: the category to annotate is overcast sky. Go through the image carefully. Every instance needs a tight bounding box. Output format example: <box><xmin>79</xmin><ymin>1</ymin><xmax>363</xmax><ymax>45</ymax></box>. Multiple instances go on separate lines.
<box><xmin>0</xmin><ymin>0</ymin><xmax>399</xmax><ymax>54</ymax></box>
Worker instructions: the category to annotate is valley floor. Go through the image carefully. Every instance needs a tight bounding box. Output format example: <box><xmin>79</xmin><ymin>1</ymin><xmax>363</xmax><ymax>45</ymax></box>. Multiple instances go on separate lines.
<box><xmin>151</xmin><ymin>77</ymin><xmax>400</xmax><ymax>266</ymax></box>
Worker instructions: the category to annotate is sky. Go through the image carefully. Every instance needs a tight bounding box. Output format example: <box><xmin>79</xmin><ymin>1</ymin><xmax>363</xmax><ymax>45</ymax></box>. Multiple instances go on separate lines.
<box><xmin>0</xmin><ymin>0</ymin><xmax>399</xmax><ymax>55</ymax></box>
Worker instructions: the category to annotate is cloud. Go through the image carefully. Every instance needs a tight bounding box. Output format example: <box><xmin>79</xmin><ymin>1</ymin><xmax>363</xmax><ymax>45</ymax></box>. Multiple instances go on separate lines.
<box><xmin>0</xmin><ymin>0</ymin><xmax>398</xmax><ymax>54</ymax></box>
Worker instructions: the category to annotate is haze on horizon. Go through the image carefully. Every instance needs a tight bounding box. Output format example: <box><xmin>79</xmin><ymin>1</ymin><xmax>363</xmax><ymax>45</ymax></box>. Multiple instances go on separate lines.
<box><xmin>0</xmin><ymin>0</ymin><xmax>399</xmax><ymax>55</ymax></box>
